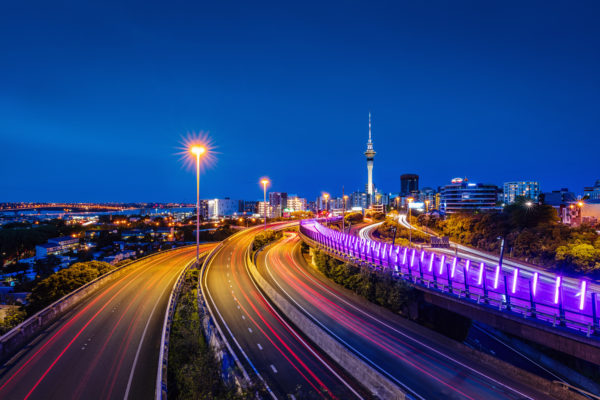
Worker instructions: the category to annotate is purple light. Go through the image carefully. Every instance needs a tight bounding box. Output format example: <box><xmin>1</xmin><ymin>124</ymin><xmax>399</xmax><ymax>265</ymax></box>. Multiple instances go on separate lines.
<box><xmin>402</xmin><ymin>248</ymin><xmax>407</xmax><ymax>265</ymax></box>
<box><xmin>428</xmin><ymin>253</ymin><xmax>434</xmax><ymax>272</ymax></box>
<box><xmin>579</xmin><ymin>280</ymin><xmax>587</xmax><ymax>310</ymax></box>
<box><xmin>511</xmin><ymin>268</ymin><xmax>518</xmax><ymax>294</ymax></box>
<box><xmin>554</xmin><ymin>276</ymin><xmax>561</xmax><ymax>304</ymax></box>
<box><xmin>465</xmin><ymin>259</ymin><xmax>470</xmax><ymax>272</ymax></box>
<box><xmin>420</xmin><ymin>250</ymin><xmax>425</xmax><ymax>264</ymax></box>
<box><xmin>410</xmin><ymin>249</ymin><xmax>416</xmax><ymax>267</ymax></box>
<box><xmin>478</xmin><ymin>262</ymin><xmax>484</xmax><ymax>285</ymax></box>
<box><xmin>439</xmin><ymin>255</ymin><xmax>445</xmax><ymax>275</ymax></box>
<box><xmin>493</xmin><ymin>265</ymin><xmax>500</xmax><ymax>289</ymax></box>
<box><xmin>532</xmin><ymin>272</ymin><xmax>538</xmax><ymax>297</ymax></box>
<box><xmin>451</xmin><ymin>257</ymin><xmax>457</xmax><ymax>278</ymax></box>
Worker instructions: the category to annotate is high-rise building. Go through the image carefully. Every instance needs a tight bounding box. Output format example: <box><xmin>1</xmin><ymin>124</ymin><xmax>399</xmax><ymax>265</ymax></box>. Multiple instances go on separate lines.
<box><xmin>286</xmin><ymin>195</ymin><xmax>306</xmax><ymax>212</ymax></box>
<box><xmin>364</xmin><ymin>113</ymin><xmax>376</xmax><ymax>205</ymax></box>
<box><xmin>400</xmin><ymin>174</ymin><xmax>419</xmax><ymax>196</ymax></box>
<box><xmin>269</xmin><ymin>192</ymin><xmax>288</xmax><ymax>217</ymax></box>
<box><xmin>207</xmin><ymin>198</ymin><xmax>241</xmax><ymax>219</ymax></box>
<box><xmin>257</xmin><ymin>201</ymin><xmax>273</xmax><ymax>218</ymax></box>
<box><xmin>350</xmin><ymin>191</ymin><xmax>368</xmax><ymax>210</ymax></box>
<box><xmin>503</xmin><ymin>181</ymin><xmax>540</xmax><ymax>204</ymax></box>
<box><xmin>584</xmin><ymin>180</ymin><xmax>600</xmax><ymax>203</ymax></box>
<box><xmin>440</xmin><ymin>178</ymin><xmax>499</xmax><ymax>214</ymax></box>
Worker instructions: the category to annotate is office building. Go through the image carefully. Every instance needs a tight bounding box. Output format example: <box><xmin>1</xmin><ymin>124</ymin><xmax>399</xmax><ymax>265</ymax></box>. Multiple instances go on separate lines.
<box><xmin>584</xmin><ymin>180</ymin><xmax>600</xmax><ymax>203</ymax></box>
<box><xmin>286</xmin><ymin>196</ymin><xmax>306</xmax><ymax>212</ymax></box>
<box><xmin>503</xmin><ymin>181</ymin><xmax>540</xmax><ymax>204</ymax></box>
<box><xmin>269</xmin><ymin>192</ymin><xmax>288</xmax><ymax>217</ymax></box>
<box><xmin>207</xmin><ymin>198</ymin><xmax>241</xmax><ymax>219</ymax></box>
<box><xmin>440</xmin><ymin>178</ymin><xmax>499</xmax><ymax>214</ymax></box>
<box><xmin>400</xmin><ymin>174</ymin><xmax>419</xmax><ymax>196</ymax></box>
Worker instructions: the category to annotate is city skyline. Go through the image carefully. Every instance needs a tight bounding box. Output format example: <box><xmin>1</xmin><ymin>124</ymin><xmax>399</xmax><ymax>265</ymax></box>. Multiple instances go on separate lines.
<box><xmin>2</xmin><ymin>1</ymin><xmax>600</xmax><ymax>202</ymax></box>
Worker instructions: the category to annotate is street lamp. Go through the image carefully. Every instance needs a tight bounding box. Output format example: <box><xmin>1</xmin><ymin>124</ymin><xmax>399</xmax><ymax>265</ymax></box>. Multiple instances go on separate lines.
<box><xmin>425</xmin><ymin>199</ymin><xmax>430</xmax><ymax>213</ymax></box>
<box><xmin>261</xmin><ymin>178</ymin><xmax>270</xmax><ymax>230</ymax></box>
<box><xmin>342</xmin><ymin>195</ymin><xmax>349</xmax><ymax>232</ymax></box>
<box><xmin>407</xmin><ymin>197</ymin><xmax>414</xmax><ymax>246</ymax></box>
<box><xmin>191</xmin><ymin>145</ymin><xmax>206</xmax><ymax>265</ymax></box>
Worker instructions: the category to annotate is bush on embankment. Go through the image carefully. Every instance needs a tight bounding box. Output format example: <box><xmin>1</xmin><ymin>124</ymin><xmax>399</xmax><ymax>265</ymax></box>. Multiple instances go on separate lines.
<box><xmin>306</xmin><ymin>246</ymin><xmax>471</xmax><ymax>341</ymax></box>
<box><xmin>26</xmin><ymin>260</ymin><xmax>116</xmax><ymax>314</ymax></box>
<box><xmin>252</xmin><ymin>229</ymin><xmax>283</xmax><ymax>251</ymax></box>
<box><xmin>168</xmin><ymin>269</ymin><xmax>261</xmax><ymax>399</ymax></box>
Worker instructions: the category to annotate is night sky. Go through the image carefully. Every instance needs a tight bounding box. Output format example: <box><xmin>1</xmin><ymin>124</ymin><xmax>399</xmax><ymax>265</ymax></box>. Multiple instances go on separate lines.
<box><xmin>1</xmin><ymin>1</ymin><xmax>599</xmax><ymax>202</ymax></box>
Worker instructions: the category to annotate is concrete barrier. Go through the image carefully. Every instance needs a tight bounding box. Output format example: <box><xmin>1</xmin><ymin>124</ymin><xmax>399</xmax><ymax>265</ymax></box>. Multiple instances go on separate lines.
<box><xmin>0</xmin><ymin>246</ymin><xmax>193</xmax><ymax>362</ymax></box>
<box><xmin>245</xmin><ymin>242</ymin><xmax>405</xmax><ymax>400</ymax></box>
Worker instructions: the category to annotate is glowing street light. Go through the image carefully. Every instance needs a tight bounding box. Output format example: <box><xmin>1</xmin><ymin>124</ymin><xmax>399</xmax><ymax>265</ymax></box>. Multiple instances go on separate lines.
<box><xmin>525</xmin><ymin>201</ymin><xmax>533</xmax><ymax>207</ymax></box>
<box><xmin>323</xmin><ymin>193</ymin><xmax>330</xmax><ymax>226</ymax></box>
<box><xmin>191</xmin><ymin>145</ymin><xmax>206</xmax><ymax>265</ymax></box>
<box><xmin>261</xmin><ymin>178</ymin><xmax>270</xmax><ymax>229</ymax></box>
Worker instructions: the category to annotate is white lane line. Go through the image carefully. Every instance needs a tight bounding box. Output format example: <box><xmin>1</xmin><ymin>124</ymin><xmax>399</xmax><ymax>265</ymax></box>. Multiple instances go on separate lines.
<box><xmin>202</xmin><ymin>240</ymin><xmax>276</xmax><ymax>400</ymax></box>
<box><xmin>257</xmin><ymin>343</ymin><xmax>263</xmax><ymax>350</ymax></box>
<box><xmin>248</xmin><ymin>327</ymin><xmax>253</xmax><ymax>333</ymax></box>
<box><xmin>247</xmin><ymin>244</ymin><xmax>364</xmax><ymax>400</ymax></box>
<box><xmin>270</xmin><ymin>364</ymin><xmax>278</xmax><ymax>373</ymax></box>
<box><xmin>242</xmin><ymin>315</ymin><xmax>246</xmax><ymax>320</ymax></box>
<box><xmin>124</xmin><ymin>271</ymin><xmax>173</xmax><ymax>400</ymax></box>
<box><xmin>283</xmin><ymin>240</ymin><xmax>533</xmax><ymax>400</ymax></box>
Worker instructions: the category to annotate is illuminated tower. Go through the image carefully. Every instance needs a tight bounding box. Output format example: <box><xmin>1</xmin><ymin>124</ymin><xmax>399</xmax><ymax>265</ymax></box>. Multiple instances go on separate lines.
<box><xmin>364</xmin><ymin>112</ymin><xmax>376</xmax><ymax>205</ymax></box>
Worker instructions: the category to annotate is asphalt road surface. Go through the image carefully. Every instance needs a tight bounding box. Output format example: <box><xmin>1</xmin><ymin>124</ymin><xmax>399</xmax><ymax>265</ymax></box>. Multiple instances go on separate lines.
<box><xmin>201</xmin><ymin>225</ymin><xmax>364</xmax><ymax>399</ymax></box>
<box><xmin>0</xmin><ymin>245</ymin><xmax>212</xmax><ymax>400</ymax></box>
<box><xmin>258</xmin><ymin>232</ymin><xmax>559</xmax><ymax>400</ymax></box>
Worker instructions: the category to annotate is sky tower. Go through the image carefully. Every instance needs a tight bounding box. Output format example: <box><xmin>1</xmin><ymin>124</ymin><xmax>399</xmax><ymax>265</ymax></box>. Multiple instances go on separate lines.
<box><xmin>364</xmin><ymin>112</ymin><xmax>376</xmax><ymax>204</ymax></box>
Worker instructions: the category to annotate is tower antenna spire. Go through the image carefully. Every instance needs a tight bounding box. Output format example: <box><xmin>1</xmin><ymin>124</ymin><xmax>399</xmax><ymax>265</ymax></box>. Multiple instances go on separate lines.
<box><xmin>368</xmin><ymin>111</ymin><xmax>372</xmax><ymax>142</ymax></box>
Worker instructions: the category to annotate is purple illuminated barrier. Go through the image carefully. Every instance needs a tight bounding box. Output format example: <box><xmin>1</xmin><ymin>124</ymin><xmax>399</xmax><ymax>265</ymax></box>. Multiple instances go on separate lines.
<box><xmin>299</xmin><ymin>220</ymin><xmax>600</xmax><ymax>337</ymax></box>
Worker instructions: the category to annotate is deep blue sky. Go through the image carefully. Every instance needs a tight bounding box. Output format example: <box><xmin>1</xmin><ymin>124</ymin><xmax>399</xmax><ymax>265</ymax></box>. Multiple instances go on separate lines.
<box><xmin>1</xmin><ymin>1</ymin><xmax>599</xmax><ymax>202</ymax></box>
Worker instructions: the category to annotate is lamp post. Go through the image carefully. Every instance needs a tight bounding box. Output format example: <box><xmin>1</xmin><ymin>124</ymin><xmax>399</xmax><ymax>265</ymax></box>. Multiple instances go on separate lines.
<box><xmin>343</xmin><ymin>195</ymin><xmax>348</xmax><ymax>232</ymax></box>
<box><xmin>323</xmin><ymin>193</ymin><xmax>329</xmax><ymax>226</ymax></box>
<box><xmin>191</xmin><ymin>145</ymin><xmax>206</xmax><ymax>265</ymax></box>
<box><xmin>407</xmin><ymin>197</ymin><xmax>414</xmax><ymax>246</ymax></box>
<box><xmin>261</xmin><ymin>178</ymin><xmax>270</xmax><ymax>230</ymax></box>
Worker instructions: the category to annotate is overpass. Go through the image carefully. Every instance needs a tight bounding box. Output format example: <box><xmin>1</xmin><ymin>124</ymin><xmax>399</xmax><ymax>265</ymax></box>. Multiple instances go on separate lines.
<box><xmin>299</xmin><ymin>219</ymin><xmax>600</xmax><ymax>365</ymax></box>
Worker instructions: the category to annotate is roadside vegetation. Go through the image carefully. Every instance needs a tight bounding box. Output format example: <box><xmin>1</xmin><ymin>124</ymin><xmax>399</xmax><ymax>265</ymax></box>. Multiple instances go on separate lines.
<box><xmin>304</xmin><ymin>244</ymin><xmax>471</xmax><ymax>341</ymax></box>
<box><xmin>252</xmin><ymin>229</ymin><xmax>283</xmax><ymax>251</ymax></box>
<box><xmin>26</xmin><ymin>260</ymin><xmax>116</xmax><ymax>314</ymax></box>
<box><xmin>376</xmin><ymin>217</ymin><xmax>430</xmax><ymax>247</ymax></box>
<box><xmin>416</xmin><ymin>198</ymin><xmax>600</xmax><ymax>275</ymax></box>
<box><xmin>168</xmin><ymin>269</ymin><xmax>262</xmax><ymax>399</ymax></box>
<box><xmin>308</xmin><ymin>245</ymin><xmax>413</xmax><ymax>315</ymax></box>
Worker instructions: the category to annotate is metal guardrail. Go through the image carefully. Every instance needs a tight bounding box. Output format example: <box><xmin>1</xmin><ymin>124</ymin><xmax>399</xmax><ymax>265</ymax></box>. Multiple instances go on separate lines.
<box><xmin>299</xmin><ymin>220</ymin><xmax>600</xmax><ymax>340</ymax></box>
<box><xmin>0</xmin><ymin>245</ymin><xmax>194</xmax><ymax>361</ymax></box>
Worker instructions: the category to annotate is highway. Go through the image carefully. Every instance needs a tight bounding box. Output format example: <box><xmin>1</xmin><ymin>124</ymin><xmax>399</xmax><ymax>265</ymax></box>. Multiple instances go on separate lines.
<box><xmin>257</xmin><ymin>232</ymin><xmax>558</xmax><ymax>400</ymax></box>
<box><xmin>201</xmin><ymin>225</ymin><xmax>364</xmax><ymax>399</ymax></box>
<box><xmin>0</xmin><ymin>245</ymin><xmax>212</xmax><ymax>400</ymax></box>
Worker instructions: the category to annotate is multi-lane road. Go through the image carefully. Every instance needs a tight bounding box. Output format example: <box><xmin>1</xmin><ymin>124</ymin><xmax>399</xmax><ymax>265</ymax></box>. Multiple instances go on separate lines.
<box><xmin>0</xmin><ymin>245</ymin><xmax>212</xmax><ymax>400</ymax></box>
<box><xmin>257</xmin><ymin>231</ymin><xmax>558</xmax><ymax>399</ymax></box>
<box><xmin>201</xmin><ymin>225</ymin><xmax>364</xmax><ymax>399</ymax></box>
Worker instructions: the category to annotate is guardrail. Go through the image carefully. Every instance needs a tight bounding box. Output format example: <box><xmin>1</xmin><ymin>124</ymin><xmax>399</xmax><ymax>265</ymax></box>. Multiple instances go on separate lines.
<box><xmin>0</xmin><ymin>245</ymin><xmax>193</xmax><ymax>361</ymax></box>
<box><xmin>300</xmin><ymin>220</ymin><xmax>600</xmax><ymax>339</ymax></box>
<box><xmin>156</xmin><ymin>251</ymin><xmax>209</xmax><ymax>400</ymax></box>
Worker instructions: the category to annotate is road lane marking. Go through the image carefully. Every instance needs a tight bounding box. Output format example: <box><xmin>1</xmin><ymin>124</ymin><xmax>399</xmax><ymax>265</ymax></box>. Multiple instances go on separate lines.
<box><xmin>242</xmin><ymin>315</ymin><xmax>246</xmax><ymax>320</ymax></box>
<box><xmin>270</xmin><ymin>364</ymin><xmax>277</xmax><ymax>373</ymax></box>
<box><xmin>248</xmin><ymin>328</ymin><xmax>253</xmax><ymax>333</ymax></box>
<box><xmin>124</xmin><ymin>270</ymin><xmax>175</xmax><ymax>400</ymax></box>
<box><xmin>257</xmin><ymin>343</ymin><xmax>263</xmax><ymax>350</ymax></box>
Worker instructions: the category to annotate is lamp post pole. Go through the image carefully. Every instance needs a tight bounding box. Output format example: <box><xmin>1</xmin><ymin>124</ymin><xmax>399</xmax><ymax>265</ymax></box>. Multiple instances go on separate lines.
<box><xmin>196</xmin><ymin>152</ymin><xmax>200</xmax><ymax>264</ymax></box>
<box><xmin>407</xmin><ymin>197</ymin><xmax>414</xmax><ymax>247</ymax></box>
<box><xmin>263</xmin><ymin>182</ymin><xmax>268</xmax><ymax>230</ymax></box>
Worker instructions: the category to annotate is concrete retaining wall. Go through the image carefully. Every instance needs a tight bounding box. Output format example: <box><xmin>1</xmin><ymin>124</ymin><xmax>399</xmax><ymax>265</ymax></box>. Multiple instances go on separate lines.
<box><xmin>245</xmin><ymin>246</ymin><xmax>405</xmax><ymax>400</ymax></box>
<box><xmin>0</xmin><ymin>246</ymin><xmax>191</xmax><ymax>362</ymax></box>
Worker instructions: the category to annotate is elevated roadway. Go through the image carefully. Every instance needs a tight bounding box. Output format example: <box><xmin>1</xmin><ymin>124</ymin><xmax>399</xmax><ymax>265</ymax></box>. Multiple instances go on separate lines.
<box><xmin>0</xmin><ymin>245</ymin><xmax>212</xmax><ymax>400</ymax></box>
